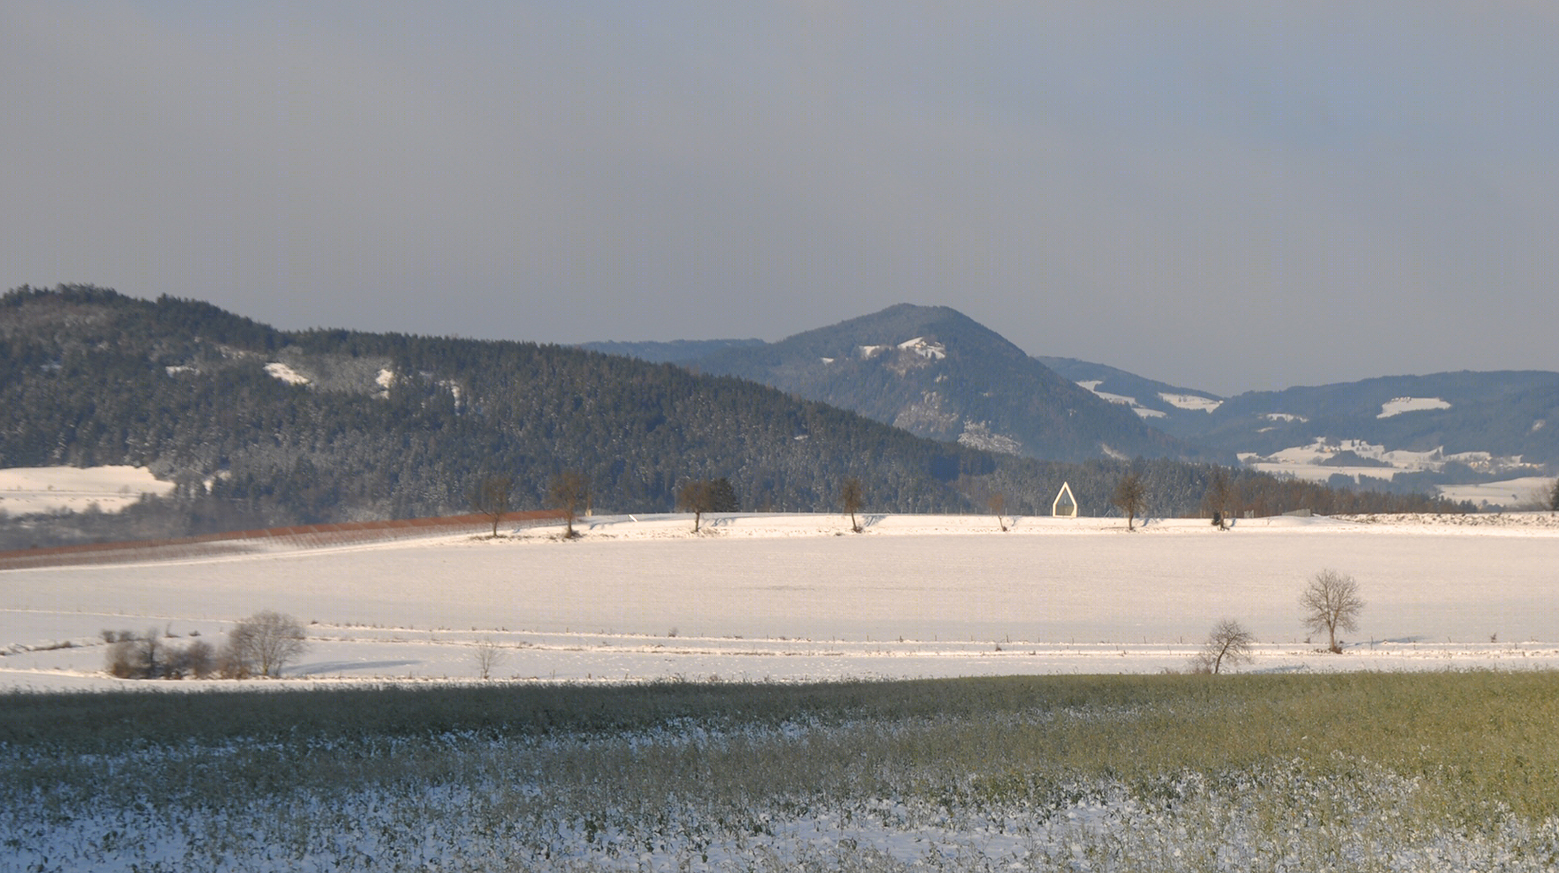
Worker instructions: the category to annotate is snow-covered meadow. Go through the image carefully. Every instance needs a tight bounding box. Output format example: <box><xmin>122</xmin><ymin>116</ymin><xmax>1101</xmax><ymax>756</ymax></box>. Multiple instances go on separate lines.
<box><xmin>7</xmin><ymin>512</ymin><xmax>1559</xmax><ymax>871</ymax></box>
<box><xmin>4</xmin><ymin>511</ymin><xmax>1559</xmax><ymax>689</ymax></box>
<box><xmin>0</xmin><ymin>465</ymin><xmax>175</xmax><ymax>516</ymax></box>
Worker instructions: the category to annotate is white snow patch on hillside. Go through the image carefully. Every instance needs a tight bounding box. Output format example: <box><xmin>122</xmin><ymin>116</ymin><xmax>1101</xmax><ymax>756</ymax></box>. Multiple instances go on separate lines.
<box><xmin>1379</xmin><ymin>396</ymin><xmax>1451</xmax><ymax>418</ymax></box>
<box><xmin>897</xmin><ymin>337</ymin><xmax>946</xmax><ymax>360</ymax></box>
<box><xmin>1160</xmin><ymin>392</ymin><xmax>1222</xmax><ymax>412</ymax></box>
<box><xmin>1242</xmin><ymin>439</ymin><xmax>1529</xmax><ymax>484</ymax></box>
<box><xmin>0</xmin><ymin>466</ymin><xmax>176</xmax><ymax>515</ymax></box>
<box><xmin>1077</xmin><ymin>381</ymin><xmax>1164</xmax><ymax>418</ymax></box>
<box><xmin>1262</xmin><ymin>412</ymin><xmax>1308</xmax><ymax>423</ymax></box>
<box><xmin>957</xmin><ymin>421</ymin><xmax>1022</xmax><ymax>454</ymax></box>
<box><xmin>1077</xmin><ymin>381</ymin><xmax>1137</xmax><ymax>407</ymax></box>
<box><xmin>264</xmin><ymin>362</ymin><xmax>310</xmax><ymax>385</ymax></box>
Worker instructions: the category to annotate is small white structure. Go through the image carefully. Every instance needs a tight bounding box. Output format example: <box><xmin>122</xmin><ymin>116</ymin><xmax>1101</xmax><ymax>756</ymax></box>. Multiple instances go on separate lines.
<box><xmin>1052</xmin><ymin>482</ymin><xmax>1078</xmax><ymax>518</ymax></box>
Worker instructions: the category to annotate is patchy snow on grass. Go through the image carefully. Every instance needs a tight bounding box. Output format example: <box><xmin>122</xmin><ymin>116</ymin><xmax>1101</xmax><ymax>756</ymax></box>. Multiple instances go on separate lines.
<box><xmin>0</xmin><ymin>466</ymin><xmax>176</xmax><ymax>515</ymax></box>
<box><xmin>1379</xmin><ymin>396</ymin><xmax>1451</xmax><ymax>418</ymax></box>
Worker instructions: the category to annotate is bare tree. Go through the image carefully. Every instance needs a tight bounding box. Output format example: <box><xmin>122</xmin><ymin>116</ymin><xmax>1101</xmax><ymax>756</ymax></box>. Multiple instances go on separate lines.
<box><xmin>677</xmin><ymin>479</ymin><xmax>716</xmax><ymax>532</ymax></box>
<box><xmin>470</xmin><ymin>473</ymin><xmax>514</xmax><ymax>537</ymax></box>
<box><xmin>840</xmin><ymin>477</ymin><xmax>866</xmax><ymax>533</ymax></box>
<box><xmin>224</xmin><ymin>610</ymin><xmax>309</xmax><ymax>678</ymax></box>
<box><xmin>1549</xmin><ymin>477</ymin><xmax>1559</xmax><ymax>513</ymax></box>
<box><xmin>1300</xmin><ymin>569</ymin><xmax>1364</xmax><ymax>654</ymax></box>
<box><xmin>988</xmin><ymin>492</ymin><xmax>1009</xmax><ymax>532</ymax></box>
<box><xmin>1111</xmin><ymin>470</ymin><xmax>1147</xmax><ymax>531</ymax></box>
<box><xmin>1191</xmin><ymin>619</ymin><xmax>1256</xmax><ymax>674</ymax></box>
<box><xmin>473</xmin><ymin>638</ymin><xmax>506</xmax><ymax>680</ymax></box>
<box><xmin>548</xmin><ymin>470</ymin><xmax>590</xmax><ymax>538</ymax></box>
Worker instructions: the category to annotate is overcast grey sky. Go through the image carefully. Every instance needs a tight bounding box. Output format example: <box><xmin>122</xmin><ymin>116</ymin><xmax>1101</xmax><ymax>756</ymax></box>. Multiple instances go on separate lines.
<box><xmin>4</xmin><ymin>2</ymin><xmax>1556</xmax><ymax>395</ymax></box>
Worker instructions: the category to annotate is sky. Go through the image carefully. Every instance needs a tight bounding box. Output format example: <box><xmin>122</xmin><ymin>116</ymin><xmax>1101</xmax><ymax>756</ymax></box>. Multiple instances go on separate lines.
<box><xmin>3</xmin><ymin>2</ymin><xmax>1556</xmax><ymax>396</ymax></box>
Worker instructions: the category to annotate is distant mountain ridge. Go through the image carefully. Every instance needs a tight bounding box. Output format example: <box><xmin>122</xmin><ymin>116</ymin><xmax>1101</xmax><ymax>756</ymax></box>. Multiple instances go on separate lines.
<box><xmin>676</xmin><ymin>304</ymin><xmax>1223</xmax><ymax>464</ymax></box>
<box><xmin>1031</xmin><ymin>355</ymin><xmax>1559</xmax><ymax>494</ymax></box>
<box><xmin>578</xmin><ymin>338</ymin><xmax>764</xmax><ymax>364</ymax></box>
<box><xmin>586</xmin><ymin>309</ymin><xmax>1557</xmax><ymax>500</ymax></box>
<box><xmin>1035</xmin><ymin>356</ymin><xmax>1226</xmax><ymax>424</ymax></box>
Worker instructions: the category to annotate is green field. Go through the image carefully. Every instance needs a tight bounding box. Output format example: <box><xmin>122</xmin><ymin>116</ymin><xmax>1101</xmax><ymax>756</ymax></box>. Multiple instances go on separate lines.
<box><xmin>5</xmin><ymin>673</ymin><xmax>1559</xmax><ymax>870</ymax></box>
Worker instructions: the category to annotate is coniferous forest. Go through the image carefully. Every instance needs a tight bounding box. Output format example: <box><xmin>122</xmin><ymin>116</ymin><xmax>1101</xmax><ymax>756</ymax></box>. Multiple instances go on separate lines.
<box><xmin>0</xmin><ymin>285</ymin><xmax>1465</xmax><ymax>548</ymax></box>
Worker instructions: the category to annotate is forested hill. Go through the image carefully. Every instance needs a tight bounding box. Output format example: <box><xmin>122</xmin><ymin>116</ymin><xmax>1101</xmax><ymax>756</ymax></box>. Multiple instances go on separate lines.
<box><xmin>0</xmin><ymin>285</ymin><xmax>1029</xmax><ymax>531</ymax></box>
<box><xmin>0</xmin><ymin>286</ymin><xmax>1464</xmax><ymax>546</ymax></box>
<box><xmin>684</xmin><ymin>304</ymin><xmax>1222</xmax><ymax>464</ymax></box>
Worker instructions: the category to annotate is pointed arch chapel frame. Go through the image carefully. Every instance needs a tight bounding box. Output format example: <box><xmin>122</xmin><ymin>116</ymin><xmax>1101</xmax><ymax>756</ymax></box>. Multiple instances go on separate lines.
<box><xmin>1052</xmin><ymin>481</ymin><xmax>1078</xmax><ymax>518</ymax></box>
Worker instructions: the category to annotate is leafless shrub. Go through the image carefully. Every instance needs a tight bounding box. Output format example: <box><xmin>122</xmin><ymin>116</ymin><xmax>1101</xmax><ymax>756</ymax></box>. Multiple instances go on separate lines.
<box><xmin>474</xmin><ymin>638</ymin><xmax>506</xmax><ymax>680</ymax></box>
<box><xmin>1190</xmin><ymin>619</ymin><xmax>1256</xmax><ymax>674</ymax></box>
<box><xmin>105</xmin><ymin>630</ymin><xmax>215</xmax><ymax>679</ymax></box>
<box><xmin>222</xmin><ymin>610</ymin><xmax>309</xmax><ymax>678</ymax></box>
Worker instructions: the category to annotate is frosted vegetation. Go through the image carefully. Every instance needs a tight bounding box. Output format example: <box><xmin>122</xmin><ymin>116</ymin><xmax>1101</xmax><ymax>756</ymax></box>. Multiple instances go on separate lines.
<box><xmin>5</xmin><ymin>674</ymin><xmax>1559</xmax><ymax>871</ymax></box>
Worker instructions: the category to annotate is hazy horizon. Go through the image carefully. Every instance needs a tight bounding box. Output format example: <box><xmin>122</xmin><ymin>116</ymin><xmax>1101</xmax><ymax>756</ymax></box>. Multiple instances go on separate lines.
<box><xmin>5</xmin><ymin>3</ymin><xmax>1556</xmax><ymax>394</ymax></box>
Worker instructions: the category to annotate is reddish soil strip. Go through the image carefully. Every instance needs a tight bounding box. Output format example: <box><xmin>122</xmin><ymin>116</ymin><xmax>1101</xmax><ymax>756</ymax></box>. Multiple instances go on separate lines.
<box><xmin>0</xmin><ymin>510</ymin><xmax>566</xmax><ymax>571</ymax></box>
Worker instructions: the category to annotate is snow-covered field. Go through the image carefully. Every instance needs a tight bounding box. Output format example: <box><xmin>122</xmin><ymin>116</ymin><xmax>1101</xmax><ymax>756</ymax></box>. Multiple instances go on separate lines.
<box><xmin>0</xmin><ymin>465</ymin><xmax>175</xmax><ymax>515</ymax></box>
<box><xmin>4</xmin><ymin>511</ymin><xmax>1558</xmax><ymax>689</ymax></box>
<box><xmin>7</xmin><ymin>512</ymin><xmax>1559</xmax><ymax>872</ymax></box>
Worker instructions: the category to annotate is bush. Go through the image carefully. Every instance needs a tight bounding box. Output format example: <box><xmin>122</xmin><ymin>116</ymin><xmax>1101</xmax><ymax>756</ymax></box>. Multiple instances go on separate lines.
<box><xmin>104</xmin><ymin>631</ymin><xmax>215</xmax><ymax>680</ymax></box>
<box><xmin>221</xmin><ymin>610</ymin><xmax>309</xmax><ymax>678</ymax></box>
<box><xmin>103</xmin><ymin>614</ymin><xmax>304</xmax><ymax>680</ymax></box>
<box><xmin>165</xmin><ymin>639</ymin><xmax>215</xmax><ymax>679</ymax></box>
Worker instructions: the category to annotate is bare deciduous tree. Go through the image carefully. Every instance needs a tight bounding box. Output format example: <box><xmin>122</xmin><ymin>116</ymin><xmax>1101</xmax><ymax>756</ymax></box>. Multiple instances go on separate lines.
<box><xmin>1111</xmin><ymin>470</ymin><xmax>1147</xmax><ymax>531</ymax></box>
<box><xmin>1191</xmin><ymin>619</ymin><xmax>1256</xmax><ymax>674</ymax></box>
<box><xmin>470</xmin><ymin>473</ymin><xmax>514</xmax><ymax>537</ymax></box>
<box><xmin>224</xmin><ymin>610</ymin><xmax>309</xmax><ymax>678</ymax></box>
<box><xmin>1300</xmin><ymin>569</ymin><xmax>1364</xmax><ymax>654</ymax></box>
<box><xmin>474</xmin><ymin>638</ymin><xmax>506</xmax><ymax>680</ymax></box>
<box><xmin>548</xmin><ymin>470</ymin><xmax>590</xmax><ymax>539</ymax></box>
<box><xmin>988</xmin><ymin>492</ymin><xmax>1009</xmax><ymax>532</ymax></box>
<box><xmin>840</xmin><ymin>477</ymin><xmax>866</xmax><ymax>533</ymax></box>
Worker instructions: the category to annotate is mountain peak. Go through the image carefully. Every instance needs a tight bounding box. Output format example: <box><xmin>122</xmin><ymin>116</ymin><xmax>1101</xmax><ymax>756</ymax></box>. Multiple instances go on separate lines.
<box><xmin>694</xmin><ymin>305</ymin><xmax>1220</xmax><ymax>464</ymax></box>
